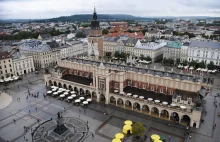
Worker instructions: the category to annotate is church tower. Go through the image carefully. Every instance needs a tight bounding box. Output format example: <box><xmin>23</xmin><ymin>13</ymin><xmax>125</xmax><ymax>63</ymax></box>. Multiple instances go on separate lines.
<box><xmin>88</xmin><ymin>6</ymin><xmax>104</xmax><ymax>60</ymax></box>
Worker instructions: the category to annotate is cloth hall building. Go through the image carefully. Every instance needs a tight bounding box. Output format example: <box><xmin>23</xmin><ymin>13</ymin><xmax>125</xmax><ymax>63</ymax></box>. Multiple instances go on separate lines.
<box><xmin>44</xmin><ymin>57</ymin><xmax>207</xmax><ymax>128</ymax></box>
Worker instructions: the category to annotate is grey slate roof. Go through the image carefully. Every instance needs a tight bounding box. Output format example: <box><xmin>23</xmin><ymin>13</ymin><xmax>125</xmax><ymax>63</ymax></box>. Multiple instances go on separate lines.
<box><xmin>189</xmin><ymin>40</ymin><xmax>220</xmax><ymax>49</ymax></box>
<box><xmin>104</xmin><ymin>37</ymin><xmax>120</xmax><ymax>42</ymax></box>
<box><xmin>39</xmin><ymin>34</ymin><xmax>51</xmax><ymax>39</ymax></box>
<box><xmin>19</xmin><ymin>40</ymin><xmax>52</xmax><ymax>52</ymax></box>
<box><xmin>62</xmin><ymin>57</ymin><xmax>199</xmax><ymax>82</ymax></box>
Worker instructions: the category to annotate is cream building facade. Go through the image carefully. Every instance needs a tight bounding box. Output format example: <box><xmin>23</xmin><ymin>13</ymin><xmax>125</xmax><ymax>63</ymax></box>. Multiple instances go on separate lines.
<box><xmin>44</xmin><ymin>57</ymin><xmax>207</xmax><ymax>128</ymax></box>
<box><xmin>12</xmin><ymin>53</ymin><xmax>35</xmax><ymax>76</ymax></box>
<box><xmin>0</xmin><ymin>52</ymin><xmax>14</xmax><ymax>79</ymax></box>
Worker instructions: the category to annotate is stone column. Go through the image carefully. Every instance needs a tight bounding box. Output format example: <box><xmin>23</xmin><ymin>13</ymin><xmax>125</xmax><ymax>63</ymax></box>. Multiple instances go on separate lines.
<box><xmin>119</xmin><ymin>72</ymin><xmax>124</xmax><ymax>93</ymax></box>
<box><xmin>149</xmin><ymin>111</ymin><xmax>151</xmax><ymax>115</ymax></box>
<box><xmin>159</xmin><ymin>112</ymin><xmax>161</xmax><ymax>117</ymax></box>
<box><xmin>140</xmin><ymin>107</ymin><xmax>142</xmax><ymax>112</ymax></box>
<box><xmin>169</xmin><ymin>115</ymin><xmax>171</xmax><ymax>120</ymax></box>
<box><xmin>105</xmin><ymin>70</ymin><xmax>110</xmax><ymax>104</ymax></box>
<box><xmin>96</xmin><ymin>93</ymin><xmax>100</xmax><ymax>102</ymax></box>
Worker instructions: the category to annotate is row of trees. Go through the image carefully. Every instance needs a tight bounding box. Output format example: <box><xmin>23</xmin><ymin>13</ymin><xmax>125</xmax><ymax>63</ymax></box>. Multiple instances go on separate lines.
<box><xmin>0</xmin><ymin>28</ymin><xmax>69</xmax><ymax>40</ymax></box>
<box><xmin>163</xmin><ymin>58</ymin><xmax>215</xmax><ymax>70</ymax></box>
<box><xmin>139</xmin><ymin>54</ymin><xmax>152</xmax><ymax>61</ymax></box>
<box><xmin>75</xmin><ymin>32</ymin><xmax>86</xmax><ymax>38</ymax></box>
<box><xmin>114</xmin><ymin>51</ymin><xmax>130</xmax><ymax>61</ymax></box>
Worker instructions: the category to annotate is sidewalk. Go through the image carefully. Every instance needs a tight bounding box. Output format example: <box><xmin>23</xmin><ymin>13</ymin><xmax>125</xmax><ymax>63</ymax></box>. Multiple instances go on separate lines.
<box><xmin>0</xmin><ymin>92</ymin><xmax>12</xmax><ymax>110</ymax></box>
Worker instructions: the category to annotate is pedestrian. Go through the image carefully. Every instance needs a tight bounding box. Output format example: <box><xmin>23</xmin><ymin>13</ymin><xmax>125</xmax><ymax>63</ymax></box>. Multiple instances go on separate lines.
<box><xmin>84</xmin><ymin>109</ymin><xmax>85</xmax><ymax>114</ymax></box>
<box><xmin>13</xmin><ymin>119</ymin><xmax>16</xmax><ymax>123</ymax></box>
<box><xmin>189</xmin><ymin>135</ymin><xmax>191</xmax><ymax>139</ymax></box>
<box><xmin>24</xmin><ymin>126</ymin><xmax>26</xmax><ymax>130</ymax></box>
<box><xmin>214</xmin><ymin>124</ymin><xmax>216</xmax><ymax>127</ymax></box>
<box><xmin>24</xmin><ymin>136</ymin><xmax>25</xmax><ymax>139</ymax></box>
<box><xmin>26</xmin><ymin>138</ymin><xmax>28</xmax><ymax>141</ymax></box>
<box><xmin>92</xmin><ymin>133</ymin><xmax>94</xmax><ymax>138</ymax></box>
<box><xmin>64</xmin><ymin>107</ymin><xmax>65</xmax><ymax>111</ymax></box>
<box><xmin>29</xmin><ymin>110</ymin><xmax>31</xmax><ymax>113</ymax></box>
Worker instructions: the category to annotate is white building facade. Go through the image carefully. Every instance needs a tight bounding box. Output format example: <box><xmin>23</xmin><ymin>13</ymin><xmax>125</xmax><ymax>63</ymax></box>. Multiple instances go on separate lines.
<box><xmin>0</xmin><ymin>52</ymin><xmax>14</xmax><ymax>79</ymax></box>
<box><xmin>188</xmin><ymin>40</ymin><xmax>220</xmax><ymax>65</ymax></box>
<box><xmin>12</xmin><ymin>54</ymin><xmax>35</xmax><ymax>76</ymax></box>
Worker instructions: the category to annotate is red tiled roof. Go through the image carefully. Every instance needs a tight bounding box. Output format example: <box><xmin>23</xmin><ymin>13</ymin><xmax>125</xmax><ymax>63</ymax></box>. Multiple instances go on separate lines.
<box><xmin>0</xmin><ymin>52</ymin><xmax>11</xmax><ymax>60</ymax></box>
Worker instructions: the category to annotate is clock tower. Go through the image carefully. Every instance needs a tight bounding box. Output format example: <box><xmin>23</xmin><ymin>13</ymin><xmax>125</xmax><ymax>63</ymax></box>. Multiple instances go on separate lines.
<box><xmin>88</xmin><ymin>6</ymin><xmax>104</xmax><ymax>60</ymax></box>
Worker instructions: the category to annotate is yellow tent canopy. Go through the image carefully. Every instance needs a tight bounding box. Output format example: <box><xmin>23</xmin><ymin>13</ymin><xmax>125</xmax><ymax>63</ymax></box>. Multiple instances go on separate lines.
<box><xmin>124</xmin><ymin>120</ymin><xmax>132</xmax><ymax>125</ymax></box>
<box><xmin>112</xmin><ymin>138</ymin><xmax>121</xmax><ymax>142</ymax></box>
<box><xmin>154</xmin><ymin>140</ymin><xmax>162</xmax><ymax>142</ymax></box>
<box><xmin>123</xmin><ymin>125</ymin><xmax>132</xmax><ymax>134</ymax></box>
<box><xmin>115</xmin><ymin>133</ymin><xmax>124</xmax><ymax>139</ymax></box>
<box><xmin>151</xmin><ymin>134</ymin><xmax>160</xmax><ymax>140</ymax></box>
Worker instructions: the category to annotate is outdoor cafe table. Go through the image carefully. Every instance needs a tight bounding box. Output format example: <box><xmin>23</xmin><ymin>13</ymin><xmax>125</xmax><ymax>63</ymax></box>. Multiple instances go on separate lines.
<box><xmin>64</xmin><ymin>92</ymin><xmax>69</xmax><ymax>95</ymax></box>
<box><xmin>87</xmin><ymin>98</ymin><xmax>92</xmax><ymax>102</ymax></box>
<box><xmin>120</xmin><ymin>92</ymin><xmax>124</xmax><ymax>95</ymax></box>
<box><xmin>133</xmin><ymin>95</ymin><xmax>138</xmax><ymax>98</ymax></box>
<box><xmin>162</xmin><ymin>102</ymin><xmax>168</xmax><ymax>105</ymax></box>
<box><xmin>60</xmin><ymin>94</ymin><xmax>65</xmax><ymax>98</ymax></box>
<box><xmin>70</xmin><ymin>91</ymin><xmax>75</xmax><ymax>94</ymax></box>
<box><xmin>51</xmin><ymin>86</ymin><xmax>56</xmax><ymax>88</ymax></box>
<box><xmin>148</xmin><ymin>98</ymin><xmax>153</xmax><ymax>101</ymax></box>
<box><xmin>53</xmin><ymin>92</ymin><xmax>58</xmax><ymax>95</ymax></box>
<box><xmin>75</xmin><ymin>99</ymin><xmax>80</xmax><ymax>103</ymax></box>
<box><xmin>79</xmin><ymin>97</ymin><xmax>85</xmax><ymax>100</ymax></box>
<box><xmin>154</xmin><ymin>100</ymin><xmax>160</xmax><ymax>103</ymax></box>
<box><xmin>47</xmin><ymin>91</ymin><xmax>52</xmax><ymax>94</ymax></box>
<box><xmin>127</xmin><ymin>93</ymin><xmax>132</xmax><ymax>96</ymax></box>
<box><xmin>68</xmin><ymin>96</ymin><xmax>73</xmax><ymax>100</ymax></box>
<box><xmin>52</xmin><ymin>89</ymin><xmax>57</xmax><ymax>92</ymax></box>
<box><xmin>114</xmin><ymin>90</ymin><xmax>119</xmax><ymax>93</ymax></box>
<box><xmin>180</xmin><ymin>106</ymin><xmax>186</xmax><ymax>109</ymax></box>
<box><xmin>83</xmin><ymin>101</ymin><xmax>88</xmax><ymax>104</ymax></box>
<box><xmin>139</xmin><ymin>96</ymin><xmax>144</xmax><ymax>99</ymax></box>
<box><xmin>71</xmin><ymin>94</ymin><xmax>76</xmax><ymax>97</ymax></box>
<box><xmin>170</xmin><ymin>103</ymin><xmax>176</xmax><ymax>107</ymax></box>
<box><xmin>66</xmin><ymin>90</ymin><xmax>70</xmax><ymax>92</ymax></box>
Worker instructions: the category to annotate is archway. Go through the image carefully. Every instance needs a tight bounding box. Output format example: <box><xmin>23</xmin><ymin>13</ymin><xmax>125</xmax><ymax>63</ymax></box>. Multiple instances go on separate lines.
<box><xmin>54</xmin><ymin>81</ymin><xmax>57</xmax><ymax>86</ymax></box>
<box><xmin>170</xmin><ymin>112</ymin><xmax>180</xmax><ymax>124</ymax></box>
<box><xmin>92</xmin><ymin>92</ymin><xmax>97</xmax><ymax>101</ymax></box>
<box><xmin>181</xmin><ymin>115</ymin><xmax>191</xmax><ymax>126</ymax></box>
<box><xmin>193</xmin><ymin>122</ymin><xmax>196</xmax><ymax>128</ymax></box>
<box><xmin>100</xmin><ymin>93</ymin><xmax>106</xmax><ymax>103</ymax></box>
<box><xmin>142</xmin><ymin>104</ymin><xmax>150</xmax><ymax>114</ymax></box>
<box><xmin>74</xmin><ymin>87</ymin><xmax>78</xmax><ymax>94</ymax></box>
<box><xmin>63</xmin><ymin>84</ymin><xmax>67</xmax><ymax>89</ymax></box>
<box><xmin>58</xmin><ymin>82</ymin><xmax>62</xmax><ymax>88</ymax></box>
<box><xmin>125</xmin><ymin>100</ymin><xmax>132</xmax><ymax>109</ymax></box>
<box><xmin>151</xmin><ymin>107</ymin><xmax>159</xmax><ymax>117</ymax></box>
<box><xmin>161</xmin><ymin>110</ymin><xmax>169</xmax><ymax>120</ymax></box>
<box><xmin>133</xmin><ymin>102</ymin><xmax>140</xmax><ymax>111</ymax></box>
<box><xmin>48</xmin><ymin>80</ymin><xmax>53</xmax><ymax>86</ymax></box>
<box><xmin>86</xmin><ymin>90</ymin><xmax>91</xmax><ymax>98</ymax></box>
<box><xmin>117</xmin><ymin>98</ymin><xmax>123</xmax><ymax>107</ymax></box>
<box><xmin>110</xmin><ymin>96</ymin><xmax>116</xmax><ymax>105</ymax></box>
<box><xmin>69</xmin><ymin>85</ymin><xmax>73</xmax><ymax>91</ymax></box>
<box><xmin>80</xmin><ymin>88</ymin><xmax>85</xmax><ymax>96</ymax></box>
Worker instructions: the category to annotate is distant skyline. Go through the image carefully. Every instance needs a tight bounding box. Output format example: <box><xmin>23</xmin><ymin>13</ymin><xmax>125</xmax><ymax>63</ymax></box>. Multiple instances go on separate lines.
<box><xmin>0</xmin><ymin>0</ymin><xmax>220</xmax><ymax>19</ymax></box>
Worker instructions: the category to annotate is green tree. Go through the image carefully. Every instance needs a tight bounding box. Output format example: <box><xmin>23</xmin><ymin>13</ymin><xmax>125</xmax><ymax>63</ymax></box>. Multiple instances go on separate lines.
<box><xmin>176</xmin><ymin>58</ymin><xmax>180</xmax><ymax>65</ymax></box>
<box><xmin>132</xmin><ymin>122</ymin><xmax>146</xmax><ymax>138</ymax></box>
<box><xmin>168</xmin><ymin>58</ymin><xmax>174</xmax><ymax>65</ymax></box>
<box><xmin>190</xmin><ymin>60</ymin><xmax>197</xmax><ymax>67</ymax></box>
<box><xmin>75</xmin><ymin>32</ymin><xmax>86</xmax><ymax>38</ymax></box>
<box><xmin>198</xmin><ymin>61</ymin><xmax>206</xmax><ymax>68</ymax></box>
<box><xmin>102</xmin><ymin>29</ymin><xmax>109</xmax><ymax>35</ymax></box>
<box><xmin>163</xmin><ymin>58</ymin><xmax>168</xmax><ymax>64</ymax></box>
<box><xmin>114</xmin><ymin>51</ymin><xmax>120</xmax><ymax>58</ymax></box>
<box><xmin>182</xmin><ymin>60</ymin><xmax>188</xmax><ymax>66</ymax></box>
<box><xmin>140</xmin><ymin>54</ymin><xmax>145</xmax><ymax>60</ymax></box>
<box><xmin>207</xmin><ymin>61</ymin><xmax>215</xmax><ymax>70</ymax></box>
<box><xmin>146</xmin><ymin>56</ymin><xmax>152</xmax><ymax>61</ymax></box>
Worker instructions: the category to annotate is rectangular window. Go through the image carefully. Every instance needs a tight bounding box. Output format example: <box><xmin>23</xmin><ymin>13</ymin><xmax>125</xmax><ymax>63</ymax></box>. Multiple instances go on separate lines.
<box><xmin>114</xmin><ymin>82</ymin><xmax>118</xmax><ymax>89</ymax></box>
<box><xmin>99</xmin><ymin>79</ymin><xmax>105</xmax><ymax>89</ymax></box>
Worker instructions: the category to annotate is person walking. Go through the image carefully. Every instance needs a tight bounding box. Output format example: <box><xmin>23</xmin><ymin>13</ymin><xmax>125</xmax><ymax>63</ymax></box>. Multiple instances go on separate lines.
<box><xmin>35</xmin><ymin>107</ymin><xmax>37</xmax><ymax>112</ymax></box>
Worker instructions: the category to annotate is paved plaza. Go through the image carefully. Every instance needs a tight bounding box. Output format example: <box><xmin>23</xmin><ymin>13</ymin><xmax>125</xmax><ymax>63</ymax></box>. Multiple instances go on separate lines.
<box><xmin>0</xmin><ymin>71</ymin><xmax>220</xmax><ymax>142</ymax></box>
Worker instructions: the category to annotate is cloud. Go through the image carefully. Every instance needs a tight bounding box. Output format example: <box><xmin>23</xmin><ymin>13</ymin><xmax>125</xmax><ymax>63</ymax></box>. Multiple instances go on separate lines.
<box><xmin>0</xmin><ymin>0</ymin><xmax>220</xmax><ymax>19</ymax></box>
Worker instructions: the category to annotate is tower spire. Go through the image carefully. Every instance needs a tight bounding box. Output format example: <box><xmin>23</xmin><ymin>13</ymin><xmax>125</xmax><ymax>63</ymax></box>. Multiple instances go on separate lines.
<box><xmin>94</xmin><ymin>3</ymin><xmax>96</xmax><ymax>13</ymax></box>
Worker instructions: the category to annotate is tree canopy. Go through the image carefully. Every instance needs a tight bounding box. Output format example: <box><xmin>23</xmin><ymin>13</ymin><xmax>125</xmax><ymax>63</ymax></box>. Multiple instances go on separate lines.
<box><xmin>75</xmin><ymin>32</ymin><xmax>86</xmax><ymax>38</ymax></box>
<box><xmin>132</xmin><ymin>122</ymin><xmax>146</xmax><ymax>137</ymax></box>
<box><xmin>102</xmin><ymin>29</ymin><xmax>109</xmax><ymax>35</ymax></box>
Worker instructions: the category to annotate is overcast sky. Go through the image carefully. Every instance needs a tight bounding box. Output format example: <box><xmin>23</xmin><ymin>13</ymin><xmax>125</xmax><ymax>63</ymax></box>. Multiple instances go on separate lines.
<box><xmin>0</xmin><ymin>0</ymin><xmax>220</xmax><ymax>19</ymax></box>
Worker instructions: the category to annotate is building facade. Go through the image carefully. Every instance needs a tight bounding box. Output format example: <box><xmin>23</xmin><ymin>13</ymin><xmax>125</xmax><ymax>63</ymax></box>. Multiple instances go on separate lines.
<box><xmin>180</xmin><ymin>42</ymin><xmax>189</xmax><ymax>61</ymax></box>
<box><xmin>0</xmin><ymin>52</ymin><xmax>14</xmax><ymax>79</ymax></box>
<box><xmin>12</xmin><ymin>53</ymin><xmax>35</xmax><ymax>76</ymax></box>
<box><xmin>19</xmin><ymin>40</ymin><xmax>60</xmax><ymax>69</ymax></box>
<box><xmin>188</xmin><ymin>40</ymin><xmax>220</xmax><ymax>65</ymax></box>
<box><xmin>44</xmin><ymin>57</ymin><xmax>207</xmax><ymax>128</ymax></box>
<box><xmin>163</xmin><ymin>41</ymin><xmax>182</xmax><ymax>60</ymax></box>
